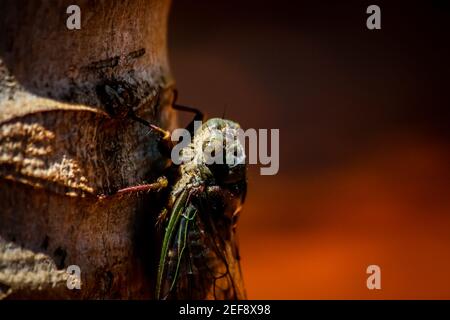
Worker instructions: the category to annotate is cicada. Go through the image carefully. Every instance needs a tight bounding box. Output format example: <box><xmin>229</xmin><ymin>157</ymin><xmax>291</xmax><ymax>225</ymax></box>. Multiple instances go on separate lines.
<box><xmin>116</xmin><ymin>90</ymin><xmax>247</xmax><ymax>300</ymax></box>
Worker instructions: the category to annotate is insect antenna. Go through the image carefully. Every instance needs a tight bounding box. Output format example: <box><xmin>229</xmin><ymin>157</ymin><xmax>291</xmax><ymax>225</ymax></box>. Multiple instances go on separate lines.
<box><xmin>172</xmin><ymin>89</ymin><xmax>204</xmax><ymax>136</ymax></box>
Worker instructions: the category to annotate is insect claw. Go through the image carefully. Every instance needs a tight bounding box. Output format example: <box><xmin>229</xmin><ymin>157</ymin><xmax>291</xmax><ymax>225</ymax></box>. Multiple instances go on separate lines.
<box><xmin>157</xmin><ymin>176</ymin><xmax>169</xmax><ymax>189</ymax></box>
<box><xmin>149</xmin><ymin>124</ymin><xmax>171</xmax><ymax>141</ymax></box>
<box><xmin>129</xmin><ymin>113</ymin><xmax>171</xmax><ymax>141</ymax></box>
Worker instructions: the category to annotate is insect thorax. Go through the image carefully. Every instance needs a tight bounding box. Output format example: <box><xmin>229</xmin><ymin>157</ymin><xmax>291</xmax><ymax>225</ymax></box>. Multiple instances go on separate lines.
<box><xmin>171</xmin><ymin>118</ymin><xmax>246</xmax><ymax>198</ymax></box>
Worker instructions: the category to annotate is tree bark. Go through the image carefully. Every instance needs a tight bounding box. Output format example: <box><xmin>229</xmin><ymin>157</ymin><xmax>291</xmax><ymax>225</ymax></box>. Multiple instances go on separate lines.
<box><xmin>0</xmin><ymin>0</ymin><xmax>175</xmax><ymax>299</ymax></box>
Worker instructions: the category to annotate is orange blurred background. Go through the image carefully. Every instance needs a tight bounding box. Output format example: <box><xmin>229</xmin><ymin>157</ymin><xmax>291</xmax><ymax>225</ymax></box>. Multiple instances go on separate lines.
<box><xmin>169</xmin><ymin>1</ymin><xmax>450</xmax><ymax>299</ymax></box>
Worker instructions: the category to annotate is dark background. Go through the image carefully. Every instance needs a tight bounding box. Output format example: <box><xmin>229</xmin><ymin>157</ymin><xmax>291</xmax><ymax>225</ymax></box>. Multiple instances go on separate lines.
<box><xmin>169</xmin><ymin>0</ymin><xmax>449</xmax><ymax>298</ymax></box>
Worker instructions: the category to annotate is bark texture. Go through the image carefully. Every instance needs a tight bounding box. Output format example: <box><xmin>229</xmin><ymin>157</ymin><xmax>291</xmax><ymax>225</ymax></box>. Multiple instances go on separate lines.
<box><xmin>0</xmin><ymin>0</ymin><xmax>175</xmax><ymax>299</ymax></box>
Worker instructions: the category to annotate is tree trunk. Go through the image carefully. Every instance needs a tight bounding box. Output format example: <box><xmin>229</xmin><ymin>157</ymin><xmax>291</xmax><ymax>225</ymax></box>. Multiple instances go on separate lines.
<box><xmin>0</xmin><ymin>0</ymin><xmax>174</xmax><ymax>299</ymax></box>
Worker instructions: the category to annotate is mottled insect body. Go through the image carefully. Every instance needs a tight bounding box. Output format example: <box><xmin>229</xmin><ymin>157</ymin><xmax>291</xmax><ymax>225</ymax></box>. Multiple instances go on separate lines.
<box><xmin>171</xmin><ymin>118</ymin><xmax>246</xmax><ymax>199</ymax></box>
<box><xmin>156</xmin><ymin>118</ymin><xmax>247</xmax><ymax>300</ymax></box>
<box><xmin>110</xmin><ymin>87</ymin><xmax>248</xmax><ymax>300</ymax></box>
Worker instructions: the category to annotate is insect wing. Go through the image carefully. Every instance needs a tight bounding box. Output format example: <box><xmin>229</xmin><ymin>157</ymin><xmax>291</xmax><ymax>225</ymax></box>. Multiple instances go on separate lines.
<box><xmin>156</xmin><ymin>190</ymin><xmax>246</xmax><ymax>300</ymax></box>
<box><xmin>197</xmin><ymin>207</ymin><xmax>246</xmax><ymax>300</ymax></box>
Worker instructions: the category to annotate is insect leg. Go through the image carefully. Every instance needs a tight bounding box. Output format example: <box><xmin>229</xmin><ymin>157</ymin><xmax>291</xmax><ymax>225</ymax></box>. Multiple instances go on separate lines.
<box><xmin>129</xmin><ymin>112</ymin><xmax>171</xmax><ymax>141</ymax></box>
<box><xmin>103</xmin><ymin>176</ymin><xmax>168</xmax><ymax>198</ymax></box>
<box><xmin>128</xmin><ymin>111</ymin><xmax>173</xmax><ymax>159</ymax></box>
<box><xmin>172</xmin><ymin>89</ymin><xmax>205</xmax><ymax>135</ymax></box>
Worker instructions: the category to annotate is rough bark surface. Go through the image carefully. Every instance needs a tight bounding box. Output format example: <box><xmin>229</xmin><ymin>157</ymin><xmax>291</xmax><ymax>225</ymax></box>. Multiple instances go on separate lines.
<box><xmin>0</xmin><ymin>0</ymin><xmax>175</xmax><ymax>299</ymax></box>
